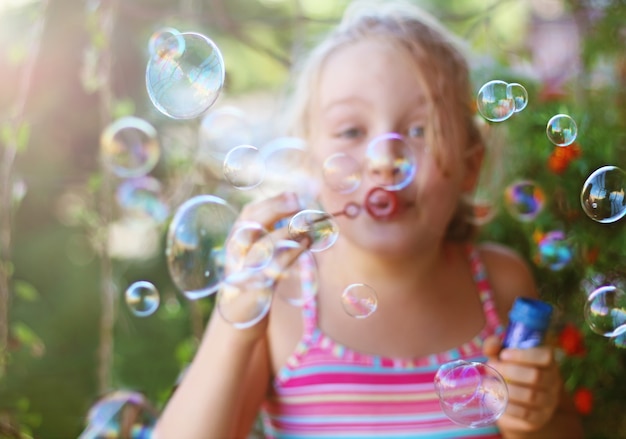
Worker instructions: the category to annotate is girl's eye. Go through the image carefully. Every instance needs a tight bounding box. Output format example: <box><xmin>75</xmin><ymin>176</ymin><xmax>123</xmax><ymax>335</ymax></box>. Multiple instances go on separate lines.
<box><xmin>407</xmin><ymin>125</ymin><xmax>425</xmax><ymax>138</ymax></box>
<box><xmin>337</xmin><ymin>127</ymin><xmax>363</xmax><ymax>139</ymax></box>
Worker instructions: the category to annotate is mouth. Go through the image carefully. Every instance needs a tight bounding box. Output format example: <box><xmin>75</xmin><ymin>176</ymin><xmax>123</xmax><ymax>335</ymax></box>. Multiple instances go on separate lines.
<box><xmin>364</xmin><ymin>187</ymin><xmax>400</xmax><ymax>220</ymax></box>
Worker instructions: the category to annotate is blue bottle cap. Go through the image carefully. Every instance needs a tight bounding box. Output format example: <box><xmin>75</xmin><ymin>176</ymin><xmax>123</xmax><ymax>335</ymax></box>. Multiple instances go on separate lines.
<box><xmin>508</xmin><ymin>297</ymin><xmax>553</xmax><ymax>332</ymax></box>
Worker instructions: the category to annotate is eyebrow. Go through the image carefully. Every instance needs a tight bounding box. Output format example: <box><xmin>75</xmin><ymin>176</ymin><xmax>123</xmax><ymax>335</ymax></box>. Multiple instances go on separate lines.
<box><xmin>321</xmin><ymin>96</ymin><xmax>369</xmax><ymax>113</ymax></box>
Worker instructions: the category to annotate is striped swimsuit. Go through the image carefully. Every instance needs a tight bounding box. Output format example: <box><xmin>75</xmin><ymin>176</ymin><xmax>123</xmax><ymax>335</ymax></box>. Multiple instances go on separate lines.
<box><xmin>261</xmin><ymin>246</ymin><xmax>505</xmax><ymax>438</ymax></box>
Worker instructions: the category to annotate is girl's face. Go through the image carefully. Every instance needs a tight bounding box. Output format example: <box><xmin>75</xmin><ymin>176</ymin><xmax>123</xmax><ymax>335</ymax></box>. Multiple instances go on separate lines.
<box><xmin>308</xmin><ymin>38</ymin><xmax>478</xmax><ymax>256</ymax></box>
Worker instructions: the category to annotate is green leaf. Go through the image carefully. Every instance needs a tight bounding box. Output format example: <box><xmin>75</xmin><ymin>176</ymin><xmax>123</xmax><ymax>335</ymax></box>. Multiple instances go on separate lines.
<box><xmin>13</xmin><ymin>280</ymin><xmax>39</xmax><ymax>302</ymax></box>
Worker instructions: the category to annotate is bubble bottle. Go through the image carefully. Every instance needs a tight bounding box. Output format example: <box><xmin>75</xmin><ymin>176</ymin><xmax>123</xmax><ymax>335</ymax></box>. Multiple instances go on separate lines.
<box><xmin>502</xmin><ymin>297</ymin><xmax>553</xmax><ymax>349</ymax></box>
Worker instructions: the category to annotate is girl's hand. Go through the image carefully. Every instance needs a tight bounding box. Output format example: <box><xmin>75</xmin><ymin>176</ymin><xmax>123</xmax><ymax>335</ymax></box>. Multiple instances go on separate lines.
<box><xmin>483</xmin><ymin>336</ymin><xmax>561</xmax><ymax>434</ymax></box>
<box><xmin>216</xmin><ymin>192</ymin><xmax>305</xmax><ymax>341</ymax></box>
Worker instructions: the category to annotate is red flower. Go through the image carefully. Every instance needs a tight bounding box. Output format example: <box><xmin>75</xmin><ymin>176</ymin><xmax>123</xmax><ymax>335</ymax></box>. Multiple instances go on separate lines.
<box><xmin>558</xmin><ymin>323</ymin><xmax>586</xmax><ymax>356</ymax></box>
<box><xmin>573</xmin><ymin>387</ymin><xmax>593</xmax><ymax>415</ymax></box>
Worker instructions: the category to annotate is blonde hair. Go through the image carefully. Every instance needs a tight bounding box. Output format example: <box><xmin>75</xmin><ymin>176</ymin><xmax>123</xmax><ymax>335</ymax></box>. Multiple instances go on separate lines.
<box><xmin>286</xmin><ymin>0</ymin><xmax>485</xmax><ymax>240</ymax></box>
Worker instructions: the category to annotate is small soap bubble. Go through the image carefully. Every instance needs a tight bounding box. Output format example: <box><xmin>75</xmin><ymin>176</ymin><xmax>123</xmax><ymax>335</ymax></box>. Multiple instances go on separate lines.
<box><xmin>260</xmin><ymin>137</ymin><xmax>316</xmax><ymax>203</ymax></box>
<box><xmin>476</xmin><ymin>80</ymin><xmax>515</xmax><ymax>122</ymax></box>
<box><xmin>225</xmin><ymin>221</ymin><xmax>274</xmax><ymax>271</ymax></box>
<box><xmin>166</xmin><ymin>195</ymin><xmax>238</xmax><ymax>300</ymax></box>
<box><xmin>434</xmin><ymin>360</ymin><xmax>508</xmax><ymax>428</ymax></box>
<box><xmin>504</xmin><ymin>180</ymin><xmax>545</xmax><ymax>222</ymax></box>
<box><xmin>536</xmin><ymin>230</ymin><xmax>574</xmax><ymax>271</ymax></box>
<box><xmin>100</xmin><ymin>117</ymin><xmax>160</xmax><ymax>179</ymax></box>
<box><xmin>322</xmin><ymin>152</ymin><xmax>362</xmax><ymax>194</ymax></box>
<box><xmin>506</xmin><ymin>82</ymin><xmax>528</xmax><ymax>112</ymax></box>
<box><xmin>217</xmin><ymin>269</ymin><xmax>273</xmax><ymax>329</ymax></box>
<box><xmin>146</xmin><ymin>32</ymin><xmax>225</xmax><ymax>119</ymax></box>
<box><xmin>198</xmin><ymin>106</ymin><xmax>254</xmax><ymax>166</ymax></box>
<box><xmin>580</xmin><ymin>165</ymin><xmax>626</xmax><ymax>224</ymax></box>
<box><xmin>584</xmin><ymin>285</ymin><xmax>626</xmax><ymax>338</ymax></box>
<box><xmin>365</xmin><ymin>132</ymin><xmax>417</xmax><ymax>191</ymax></box>
<box><xmin>79</xmin><ymin>390</ymin><xmax>158</xmax><ymax>439</ymax></box>
<box><xmin>116</xmin><ymin>176</ymin><xmax>169</xmax><ymax>223</ymax></box>
<box><xmin>288</xmin><ymin>209</ymin><xmax>339</xmax><ymax>252</ymax></box>
<box><xmin>125</xmin><ymin>281</ymin><xmax>160</xmax><ymax>317</ymax></box>
<box><xmin>223</xmin><ymin>144</ymin><xmax>266</xmax><ymax>190</ymax></box>
<box><xmin>546</xmin><ymin>114</ymin><xmax>578</xmax><ymax>147</ymax></box>
<box><xmin>341</xmin><ymin>283</ymin><xmax>378</xmax><ymax>319</ymax></box>
<box><xmin>148</xmin><ymin>27</ymin><xmax>184</xmax><ymax>58</ymax></box>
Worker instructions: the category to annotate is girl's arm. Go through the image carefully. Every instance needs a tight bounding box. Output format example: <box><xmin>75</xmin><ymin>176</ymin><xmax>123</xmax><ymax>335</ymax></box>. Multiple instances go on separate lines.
<box><xmin>479</xmin><ymin>243</ymin><xmax>584</xmax><ymax>439</ymax></box>
<box><xmin>154</xmin><ymin>311</ymin><xmax>270</xmax><ymax>439</ymax></box>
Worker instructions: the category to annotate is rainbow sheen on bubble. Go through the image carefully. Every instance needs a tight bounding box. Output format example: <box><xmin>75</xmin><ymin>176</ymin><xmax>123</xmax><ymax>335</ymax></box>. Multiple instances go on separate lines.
<box><xmin>584</xmin><ymin>285</ymin><xmax>626</xmax><ymax>338</ymax></box>
<box><xmin>146</xmin><ymin>32</ymin><xmax>225</xmax><ymax>119</ymax></box>
<box><xmin>341</xmin><ymin>283</ymin><xmax>378</xmax><ymax>319</ymax></box>
<box><xmin>322</xmin><ymin>152</ymin><xmax>362</xmax><ymax>194</ymax></box>
<box><xmin>476</xmin><ymin>80</ymin><xmax>515</xmax><ymax>122</ymax></box>
<box><xmin>148</xmin><ymin>27</ymin><xmax>184</xmax><ymax>57</ymax></box>
<box><xmin>223</xmin><ymin>144</ymin><xmax>266</xmax><ymax>190</ymax></box>
<box><xmin>434</xmin><ymin>360</ymin><xmax>508</xmax><ymax>428</ymax></box>
<box><xmin>100</xmin><ymin>117</ymin><xmax>160</xmax><ymax>178</ymax></box>
<box><xmin>536</xmin><ymin>230</ymin><xmax>574</xmax><ymax>271</ymax></box>
<box><xmin>546</xmin><ymin>114</ymin><xmax>578</xmax><ymax>147</ymax></box>
<box><xmin>365</xmin><ymin>132</ymin><xmax>417</xmax><ymax>191</ymax></box>
<box><xmin>165</xmin><ymin>195</ymin><xmax>238</xmax><ymax>300</ymax></box>
<box><xmin>288</xmin><ymin>209</ymin><xmax>339</xmax><ymax>252</ymax></box>
<box><xmin>116</xmin><ymin>176</ymin><xmax>169</xmax><ymax>223</ymax></box>
<box><xmin>79</xmin><ymin>390</ymin><xmax>157</xmax><ymax>439</ymax></box>
<box><xmin>580</xmin><ymin>165</ymin><xmax>626</xmax><ymax>224</ymax></box>
<box><xmin>504</xmin><ymin>180</ymin><xmax>545</xmax><ymax>222</ymax></box>
<box><xmin>125</xmin><ymin>281</ymin><xmax>160</xmax><ymax>317</ymax></box>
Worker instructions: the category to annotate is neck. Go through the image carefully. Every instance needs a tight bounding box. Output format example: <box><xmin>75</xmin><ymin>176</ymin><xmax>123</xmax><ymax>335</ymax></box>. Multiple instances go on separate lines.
<box><xmin>316</xmin><ymin>237</ymin><xmax>459</xmax><ymax>297</ymax></box>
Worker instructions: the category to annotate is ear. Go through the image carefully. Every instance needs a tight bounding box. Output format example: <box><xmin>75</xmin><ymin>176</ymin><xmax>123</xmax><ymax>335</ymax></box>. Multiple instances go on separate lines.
<box><xmin>462</xmin><ymin>143</ymin><xmax>484</xmax><ymax>192</ymax></box>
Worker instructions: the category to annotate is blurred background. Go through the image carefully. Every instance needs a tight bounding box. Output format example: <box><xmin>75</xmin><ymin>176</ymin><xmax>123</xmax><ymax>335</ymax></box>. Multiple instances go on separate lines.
<box><xmin>0</xmin><ymin>0</ymin><xmax>625</xmax><ymax>437</ymax></box>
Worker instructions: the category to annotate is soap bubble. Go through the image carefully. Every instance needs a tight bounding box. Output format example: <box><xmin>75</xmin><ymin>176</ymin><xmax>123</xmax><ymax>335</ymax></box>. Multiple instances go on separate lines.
<box><xmin>504</xmin><ymin>180</ymin><xmax>545</xmax><ymax>222</ymax></box>
<box><xmin>434</xmin><ymin>360</ymin><xmax>508</xmax><ymax>428</ymax></box>
<box><xmin>546</xmin><ymin>114</ymin><xmax>577</xmax><ymax>147</ymax></box>
<box><xmin>166</xmin><ymin>195</ymin><xmax>238</xmax><ymax>300</ymax></box>
<box><xmin>79</xmin><ymin>390</ymin><xmax>157</xmax><ymax>439</ymax></box>
<box><xmin>476</xmin><ymin>80</ymin><xmax>515</xmax><ymax>122</ymax></box>
<box><xmin>341</xmin><ymin>283</ymin><xmax>378</xmax><ymax>318</ymax></box>
<box><xmin>322</xmin><ymin>152</ymin><xmax>362</xmax><ymax>194</ymax></box>
<box><xmin>365</xmin><ymin>132</ymin><xmax>417</xmax><ymax>191</ymax></box>
<box><xmin>116</xmin><ymin>176</ymin><xmax>169</xmax><ymax>223</ymax></box>
<box><xmin>580</xmin><ymin>165</ymin><xmax>626</xmax><ymax>224</ymax></box>
<box><xmin>217</xmin><ymin>269</ymin><xmax>273</xmax><ymax>329</ymax></box>
<box><xmin>536</xmin><ymin>230</ymin><xmax>574</xmax><ymax>271</ymax></box>
<box><xmin>225</xmin><ymin>221</ymin><xmax>274</xmax><ymax>272</ymax></box>
<box><xmin>507</xmin><ymin>82</ymin><xmax>529</xmax><ymax>112</ymax></box>
<box><xmin>222</xmin><ymin>144</ymin><xmax>266</xmax><ymax>190</ymax></box>
<box><xmin>148</xmin><ymin>27</ymin><xmax>184</xmax><ymax>57</ymax></box>
<box><xmin>288</xmin><ymin>209</ymin><xmax>339</xmax><ymax>252</ymax></box>
<box><xmin>125</xmin><ymin>281</ymin><xmax>160</xmax><ymax>317</ymax></box>
<box><xmin>100</xmin><ymin>117</ymin><xmax>160</xmax><ymax>179</ymax></box>
<box><xmin>146</xmin><ymin>32</ymin><xmax>225</xmax><ymax>119</ymax></box>
<box><xmin>198</xmin><ymin>107</ymin><xmax>254</xmax><ymax>167</ymax></box>
<box><xmin>584</xmin><ymin>285</ymin><xmax>626</xmax><ymax>338</ymax></box>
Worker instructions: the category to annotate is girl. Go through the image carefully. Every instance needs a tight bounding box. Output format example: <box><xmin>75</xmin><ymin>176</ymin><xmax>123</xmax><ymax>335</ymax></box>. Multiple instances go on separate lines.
<box><xmin>156</xmin><ymin>1</ymin><xmax>583</xmax><ymax>438</ymax></box>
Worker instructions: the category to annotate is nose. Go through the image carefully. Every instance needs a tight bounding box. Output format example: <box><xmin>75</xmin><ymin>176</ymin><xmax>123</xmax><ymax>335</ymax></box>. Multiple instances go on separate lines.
<box><xmin>365</xmin><ymin>132</ymin><xmax>416</xmax><ymax>191</ymax></box>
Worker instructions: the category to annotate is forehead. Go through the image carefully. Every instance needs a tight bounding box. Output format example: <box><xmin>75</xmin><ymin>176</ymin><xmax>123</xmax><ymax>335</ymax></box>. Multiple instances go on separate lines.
<box><xmin>315</xmin><ymin>38</ymin><xmax>428</xmax><ymax>111</ymax></box>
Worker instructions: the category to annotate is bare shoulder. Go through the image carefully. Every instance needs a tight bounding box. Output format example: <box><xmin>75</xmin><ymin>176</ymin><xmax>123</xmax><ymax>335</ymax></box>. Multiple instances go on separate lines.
<box><xmin>476</xmin><ymin>241</ymin><xmax>539</xmax><ymax>323</ymax></box>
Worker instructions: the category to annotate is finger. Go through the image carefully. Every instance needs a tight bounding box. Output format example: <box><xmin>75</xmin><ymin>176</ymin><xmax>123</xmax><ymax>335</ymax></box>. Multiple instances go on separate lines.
<box><xmin>499</xmin><ymin>346</ymin><xmax>554</xmax><ymax>367</ymax></box>
<box><xmin>239</xmin><ymin>192</ymin><xmax>301</xmax><ymax>227</ymax></box>
<box><xmin>482</xmin><ymin>335</ymin><xmax>503</xmax><ymax>358</ymax></box>
<box><xmin>491</xmin><ymin>361</ymin><xmax>558</xmax><ymax>388</ymax></box>
<box><xmin>506</xmin><ymin>381</ymin><xmax>560</xmax><ymax>408</ymax></box>
<box><xmin>501</xmin><ymin>401</ymin><xmax>554</xmax><ymax>428</ymax></box>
